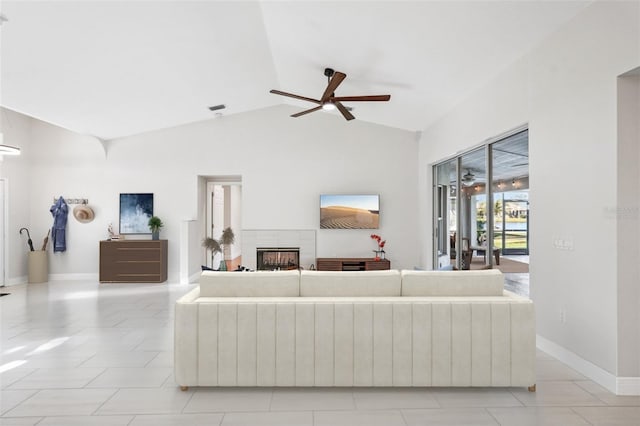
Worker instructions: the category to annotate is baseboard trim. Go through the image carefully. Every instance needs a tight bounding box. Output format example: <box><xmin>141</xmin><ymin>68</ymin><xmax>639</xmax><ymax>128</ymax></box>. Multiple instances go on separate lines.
<box><xmin>537</xmin><ymin>334</ymin><xmax>640</xmax><ymax>395</ymax></box>
<box><xmin>617</xmin><ymin>377</ymin><xmax>640</xmax><ymax>396</ymax></box>
<box><xmin>4</xmin><ymin>273</ymin><xmax>99</xmax><ymax>285</ymax></box>
<box><xmin>49</xmin><ymin>273</ymin><xmax>99</xmax><ymax>281</ymax></box>
<box><xmin>4</xmin><ymin>276</ymin><xmax>27</xmax><ymax>286</ymax></box>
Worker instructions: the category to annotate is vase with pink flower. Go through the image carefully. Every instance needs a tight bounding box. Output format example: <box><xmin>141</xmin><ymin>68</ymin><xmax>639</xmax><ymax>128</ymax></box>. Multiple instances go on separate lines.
<box><xmin>370</xmin><ymin>234</ymin><xmax>387</xmax><ymax>261</ymax></box>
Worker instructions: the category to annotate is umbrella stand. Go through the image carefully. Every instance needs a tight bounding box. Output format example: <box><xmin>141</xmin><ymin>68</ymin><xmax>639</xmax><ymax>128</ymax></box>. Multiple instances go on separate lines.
<box><xmin>28</xmin><ymin>251</ymin><xmax>48</xmax><ymax>283</ymax></box>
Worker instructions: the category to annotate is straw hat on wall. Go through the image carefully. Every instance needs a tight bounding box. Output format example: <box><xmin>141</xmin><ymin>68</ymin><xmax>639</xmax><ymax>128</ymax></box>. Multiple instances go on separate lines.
<box><xmin>73</xmin><ymin>204</ymin><xmax>95</xmax><ymax>223</ymax></box>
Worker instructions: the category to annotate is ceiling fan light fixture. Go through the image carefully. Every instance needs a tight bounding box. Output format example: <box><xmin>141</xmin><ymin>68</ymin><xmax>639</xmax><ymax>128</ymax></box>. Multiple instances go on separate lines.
<box><xmin>461</xmin><ymin>169</ymin><xmax>475</xmax><ymax>186</ymax></box>
<box><xmin>322</xmin><ymin>103</ymin><xmax>336</xmax><ymax>111</ymax></box>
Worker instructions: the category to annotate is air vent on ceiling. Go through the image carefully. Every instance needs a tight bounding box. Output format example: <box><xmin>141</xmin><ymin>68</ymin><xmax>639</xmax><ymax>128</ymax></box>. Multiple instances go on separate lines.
<box><xmin>208</xmin><ymin>104</ymin><xmax>226</xmax><ymax>112</ymax></box>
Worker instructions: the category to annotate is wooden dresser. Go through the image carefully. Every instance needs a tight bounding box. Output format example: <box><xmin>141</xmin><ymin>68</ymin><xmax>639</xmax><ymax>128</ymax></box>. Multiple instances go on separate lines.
<box><xmin>316</xmin><ymin>257</ymin><xmax>391</xmax><ymax>271</ymax></box>
<box><xmin>99</xmin><ymin>240</ymin><xmax>168</xmax><ymax>283</ymax></box>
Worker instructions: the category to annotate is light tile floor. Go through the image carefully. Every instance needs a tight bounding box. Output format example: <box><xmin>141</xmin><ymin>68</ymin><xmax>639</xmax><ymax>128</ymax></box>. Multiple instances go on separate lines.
<box><xmin>1</xmin><ymin>280</ymin><xmax>638</xmax><ymax>425</ymax></box>
<box><xmin>502</xmin><ymin>255</ymin><xmax>529</xmax><ymax>298</ymax></box>
<box><xmin>504</xmin><ymin>273</ymin><xmax>529</xmax><ymax>298</ymax></box>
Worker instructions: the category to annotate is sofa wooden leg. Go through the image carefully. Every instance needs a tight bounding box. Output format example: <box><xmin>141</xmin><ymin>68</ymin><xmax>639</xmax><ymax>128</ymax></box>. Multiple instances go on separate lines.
<box><xmin>528</xmin><ymin>384</ymin><xmax>536</xmax><ymax>392</ymax></box>
<box><xmin>180</xmin><ymin>385</ymin><xmax>189</xmax><ymax>391</ymax></box>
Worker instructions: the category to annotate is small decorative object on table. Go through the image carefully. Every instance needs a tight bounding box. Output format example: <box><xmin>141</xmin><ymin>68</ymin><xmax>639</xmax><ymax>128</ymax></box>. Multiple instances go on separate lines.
<box><xmin>109</xmin><ymin>224</ymin><xmax>125</xmax><ymax>240</ymax></box>
<box><xmin>370</xmin><ymin>233</ymin><xmax>386</xmax><ymax>261</ymax></box>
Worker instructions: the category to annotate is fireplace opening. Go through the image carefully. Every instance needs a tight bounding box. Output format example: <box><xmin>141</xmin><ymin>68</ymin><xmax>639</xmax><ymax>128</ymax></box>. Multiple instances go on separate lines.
<box><xmin>257</xmin><ymin>247</ymin><xmax>300</xmax><ymax>270</ymax></box>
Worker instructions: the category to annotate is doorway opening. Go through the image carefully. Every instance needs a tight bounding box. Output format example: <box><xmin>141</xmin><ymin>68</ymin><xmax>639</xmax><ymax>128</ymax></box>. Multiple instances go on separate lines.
<box><xmin>0</xmin><ymin>178</ymin><xmax>4</xmax><ymax>287</ymax></box>
<box><xmin>204</xmin><ymin>178</ymin><xmax>242</xmax><ymax>271</ymax></box>
<box><xmin>433</xmin><ymin>128</ymin><xmax>529</xmax><ymax>295</ymax></box>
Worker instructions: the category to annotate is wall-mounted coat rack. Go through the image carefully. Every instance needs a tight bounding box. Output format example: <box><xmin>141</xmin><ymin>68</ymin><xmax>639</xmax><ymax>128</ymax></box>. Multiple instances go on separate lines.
<box><xmin>53</xmin><ymin>197</ymin><xmax>88</xmax><ymax>205</ymax></box>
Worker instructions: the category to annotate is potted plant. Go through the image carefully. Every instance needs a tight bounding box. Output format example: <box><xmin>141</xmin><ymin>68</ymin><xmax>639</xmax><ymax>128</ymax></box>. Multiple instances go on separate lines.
<box><xmin>148</xmin><ymin>216</ymin><xmax>164</xmax><ymax>240</ymax></box>
<box><xmin>218</xmin><ymin>227</ymin><xmax>235</xmax><ymax>271</ymax></box>
<box><xmin>201</xmin><ymin>227</ymin><xmax>234</xmax><ymax>270</ymax></box>
<box><xmin>202</xmin><ymin>236</ymin><xmax>221</xmax><ymax>269</ymax></box>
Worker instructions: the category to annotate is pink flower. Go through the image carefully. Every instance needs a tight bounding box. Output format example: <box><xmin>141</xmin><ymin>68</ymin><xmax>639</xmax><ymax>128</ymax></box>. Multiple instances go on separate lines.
<box><xmin>371</xmin><ymin>234</ymin><xmax>386</xmax><ymax>249</ymax></box>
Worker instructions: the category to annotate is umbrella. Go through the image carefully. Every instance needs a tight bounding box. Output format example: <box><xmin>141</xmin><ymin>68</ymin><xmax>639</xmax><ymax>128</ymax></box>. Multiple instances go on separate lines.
<box><xmin>19</xmin><ymin>227</ymin><xmax>35</xmax><ymax>251</ymax></box>
<box><xmin>41</xmin><ymin>229</ymin><xmax>50</xmax><ymax>251</ymax></box>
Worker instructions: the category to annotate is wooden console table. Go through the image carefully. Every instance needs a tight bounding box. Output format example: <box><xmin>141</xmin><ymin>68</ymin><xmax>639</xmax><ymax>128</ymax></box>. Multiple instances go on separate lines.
<box><xmin>99</xmin><ymin>240</ymin><xmax>168</xmax><ymax>283</ymax></box>
<box><xmin>316</xmin><ymin>257</ymin><xmax>391</xmax><ymax>271</ymax></box>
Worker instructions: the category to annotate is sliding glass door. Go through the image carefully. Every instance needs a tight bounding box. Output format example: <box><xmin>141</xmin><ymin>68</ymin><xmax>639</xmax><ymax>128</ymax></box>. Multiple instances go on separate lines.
<box><xmin>491</xmin><ymin>131</ymin><xmax>529</xmax><ymax>256</ymax></box>
<box><xmin>493</xmin><ymin>191</ymin><xmax>529</xmax><ymax>255</ymax></box>
<box><xmin>433</xmin><ymin>159</ymin><xmax>457</xmax><ymax>269</ymax></box>
<box><xmin>459</xmin><ymin>148</ymin><xmax>488</xmax><ymax>269</ymax></box>
<box><xmin>433</xmin><ymin>147</ymin><xmax>489</xmax><ymax>270</ymax></box>
<box><xmin>433</xmin><ymin>128</ymin><xmax>529</xmax><ymax>269</ymax></box>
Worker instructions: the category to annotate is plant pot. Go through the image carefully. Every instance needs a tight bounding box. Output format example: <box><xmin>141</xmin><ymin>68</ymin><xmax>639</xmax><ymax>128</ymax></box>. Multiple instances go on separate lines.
<box><xmin>219</xmin><ymin>259</ymin><xmax>228</xmax><ymax>271</ymax></box>
<box><xmin>152</xmin><ymin>231</ymin><xmax>159</xmax><ymax>240</ymax></box>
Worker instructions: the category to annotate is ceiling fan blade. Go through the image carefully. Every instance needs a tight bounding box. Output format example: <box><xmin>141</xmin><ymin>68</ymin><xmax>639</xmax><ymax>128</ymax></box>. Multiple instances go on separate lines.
<box><xmin>291</xmin><ymin>105</ymin><xmax>323</xmax><ymax>118</ymax></box>
<box><xmin>320</xmin><ymin>71</ymin><xmax>347</xmax><ymax>103</ymax></box>
<box><xmin>270</xmin><ymin>89</ymin><xmax>320</xmax><ymax>104</ymax></box>
<box><xmin>334</xmin><ymin>101</ymin><xmax>355</xmax><ymax>121</ymax></box>
<box><xmin>331</xmin><ymin>95</ymin><xmax>391</xmax><ymax>102</ymax></box>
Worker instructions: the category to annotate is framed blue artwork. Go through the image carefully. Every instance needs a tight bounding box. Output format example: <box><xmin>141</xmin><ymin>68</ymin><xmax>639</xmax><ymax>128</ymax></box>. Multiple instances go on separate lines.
<box><xmin>119</xmin><ymin>193</ymin><xmax>153</xmax><ymax>234</ymax></box>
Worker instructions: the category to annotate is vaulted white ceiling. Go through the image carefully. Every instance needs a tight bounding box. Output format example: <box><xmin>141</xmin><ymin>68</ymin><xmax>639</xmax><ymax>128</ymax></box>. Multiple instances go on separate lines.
<box><xmin>0</xmin><ymin>1</ymin><xmax>592</xmax><ymax>140</ymax></box>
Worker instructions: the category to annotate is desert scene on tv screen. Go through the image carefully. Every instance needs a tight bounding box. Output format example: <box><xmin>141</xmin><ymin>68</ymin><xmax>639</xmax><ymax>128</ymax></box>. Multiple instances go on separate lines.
<box><xmin>320</xmin><ymin>195</ymin><xmax>379</xmax><ymax>229</ymax></box>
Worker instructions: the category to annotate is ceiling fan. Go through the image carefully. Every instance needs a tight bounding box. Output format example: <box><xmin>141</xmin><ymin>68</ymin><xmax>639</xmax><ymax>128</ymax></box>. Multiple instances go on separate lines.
<box><xmin>461</xmin><ymin>169</ymin><xmax>476</xmax><ymax>186</ymax></box>
<box><xmin>270</xmin><ymin>68</ymin><xmax>391</xmax><ymax>121</ymax></box>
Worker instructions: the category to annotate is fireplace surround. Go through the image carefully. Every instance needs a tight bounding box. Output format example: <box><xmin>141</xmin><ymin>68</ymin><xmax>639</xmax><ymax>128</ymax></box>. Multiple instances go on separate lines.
<box><xmin>241</xmin><ymin>230</ymin><xmax>316</xmax><ymax>271</ymax></box>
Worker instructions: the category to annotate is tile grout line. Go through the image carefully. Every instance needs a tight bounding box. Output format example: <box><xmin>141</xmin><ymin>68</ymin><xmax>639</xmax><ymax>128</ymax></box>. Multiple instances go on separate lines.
<box><xmin>484</xmin><ymin>406</ymin><xmax>503</xmax><ymax>425</ymax></box>
<box><xmin>569</xmin><ymin>407</ymin><xmax>596</xmax><ymax>426</ymax></box>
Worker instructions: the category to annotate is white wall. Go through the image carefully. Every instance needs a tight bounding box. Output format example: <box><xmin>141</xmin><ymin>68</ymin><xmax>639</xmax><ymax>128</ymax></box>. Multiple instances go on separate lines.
<box><xmin>11</xmin><ymin>104</ymin><xmax>418</xmax><ymax>282</ymax></box>
<box><xmin>230</xmin><ymin>184</ymin><xmax>242</xmax><ymax>261</ymax></box>
<box><xmin>617</xmin><ymin>72</ymin><xmax>640</xmax><ymax>378</ymax></box>
<box><xmin>419</xmin><ymin>0</ymin><xmax>639</xmax><ymax>392</ymax></box>
<box><xmin>0</xmin><ymin>108</ymin><xmax>35</xmax><ymax>284</ymax></box>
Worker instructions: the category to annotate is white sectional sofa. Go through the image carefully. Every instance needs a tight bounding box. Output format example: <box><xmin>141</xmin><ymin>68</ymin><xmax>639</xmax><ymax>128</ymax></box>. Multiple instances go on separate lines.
<box><xmin>174</xmin><ymin>269</ymin><xmax>536</xmax><ymax>391</ymax></box>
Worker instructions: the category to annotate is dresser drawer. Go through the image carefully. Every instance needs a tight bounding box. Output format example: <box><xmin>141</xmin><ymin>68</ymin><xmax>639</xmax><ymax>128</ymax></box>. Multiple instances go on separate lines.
<box><xmin>100</xmin><ymin>240</ymin><xmax>168</xmax><ymax>283</ymax></box>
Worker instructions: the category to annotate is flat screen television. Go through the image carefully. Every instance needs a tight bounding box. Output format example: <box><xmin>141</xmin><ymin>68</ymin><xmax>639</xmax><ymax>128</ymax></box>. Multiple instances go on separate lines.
<box><xmin>320</xmin><ymin>194</ymin><xmax>380</xmax><ymax>229</ymax></box>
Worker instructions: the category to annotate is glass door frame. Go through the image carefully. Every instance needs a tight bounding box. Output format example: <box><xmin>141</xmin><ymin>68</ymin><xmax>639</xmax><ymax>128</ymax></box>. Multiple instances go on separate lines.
<box><xmin>432</xmin><ymin>159</ymin><xmax>460</xmax><ymax>268</ymax></box>
<box><xmin>493</xmin><ymin>192</ymin><xmax>529</xmax><ymax>255</ymax></box>
<box><xmin>432</xmin><ymin>146</ymin><xmax>494</xmax><ymax>270</ymax></box>
<box><xmin>432</xmin><ymin>125</ymin><xmax>528</xmax><ymax>270</ymax></box>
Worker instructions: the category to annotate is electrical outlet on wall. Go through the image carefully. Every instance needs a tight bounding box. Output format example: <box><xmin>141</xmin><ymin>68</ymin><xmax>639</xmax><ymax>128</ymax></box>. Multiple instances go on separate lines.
<box><xmin>553</xmin><ymin>236</ymin><xmax>574</xmax><ymax>251</ymax></box>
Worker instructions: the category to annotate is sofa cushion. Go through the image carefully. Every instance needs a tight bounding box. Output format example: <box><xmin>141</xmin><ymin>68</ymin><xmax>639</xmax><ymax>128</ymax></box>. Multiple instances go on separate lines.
<box><xmin>199</xmin><ymin>270</ymin><xmax>300</xmax><ymax>297</ymax></box>
<box><xmin>401</xmin><ymin>269</ymin><xmax>504</xmax><ymax>296</ymax></box>
<box><xmin>300</xmin><ymin>270</ymin><xmax>401</xmax><ymax>297</ymax></box>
